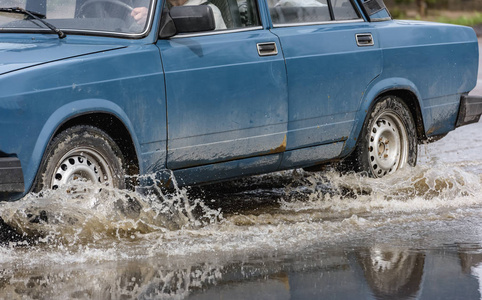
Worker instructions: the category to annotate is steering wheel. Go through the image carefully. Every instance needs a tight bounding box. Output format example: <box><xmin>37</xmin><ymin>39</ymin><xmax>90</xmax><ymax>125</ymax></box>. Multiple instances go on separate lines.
<box><xmin>77</xmin><ymin>0</ymin><xmax>134</xmax><ymax>18</ymax></box>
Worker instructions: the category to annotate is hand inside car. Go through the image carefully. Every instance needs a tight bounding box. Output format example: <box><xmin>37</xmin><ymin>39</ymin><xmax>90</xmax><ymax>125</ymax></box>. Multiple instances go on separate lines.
<box><xmin>131</xmin><ymin>7</ymin><xmax>148</xmax><ymax>25</ymax></box>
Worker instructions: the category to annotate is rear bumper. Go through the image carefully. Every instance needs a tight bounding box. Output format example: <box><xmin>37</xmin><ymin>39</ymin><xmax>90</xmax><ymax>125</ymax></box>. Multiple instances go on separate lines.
<box><xmin>0</xmin><ymin>157</ymin><xmax>24</xmax><ymax>194</ymax></box>
<box><xmin>456</xmin><ymin>94</ymin><xmax>482</xmax><ymax>127</ymax></box>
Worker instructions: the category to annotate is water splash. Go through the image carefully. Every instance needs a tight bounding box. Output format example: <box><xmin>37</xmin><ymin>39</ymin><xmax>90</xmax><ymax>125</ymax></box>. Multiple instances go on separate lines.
<box><xmin>0</xmin><ymin>155</ymin><xmax>480</xmax><ymax>275</ymax></box>
<box><xmin>0</xmin><ymin>176</ymin><xmax>223</xmax><ymax>248</ymax></box>
<box><xmin>279</xmin><ymin>161</ymin><xmax>481</xmax><ymax>216</ymax></box>
<box><xmin>0</xmin><ymin>159</ymin><xmax>480</xmax><ymax>299</ymax></box>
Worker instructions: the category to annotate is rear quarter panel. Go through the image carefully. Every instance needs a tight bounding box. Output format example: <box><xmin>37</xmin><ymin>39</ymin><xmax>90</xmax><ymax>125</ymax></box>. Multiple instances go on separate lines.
<box><xmin>374</xmin><ymin>20</ymin><xmax>477</xmax><ymax>136</ymax></box>
<box><xmin>343</xmin><ymin>20</ymin><xmax>478</xmax><ymax>155</ymax></box>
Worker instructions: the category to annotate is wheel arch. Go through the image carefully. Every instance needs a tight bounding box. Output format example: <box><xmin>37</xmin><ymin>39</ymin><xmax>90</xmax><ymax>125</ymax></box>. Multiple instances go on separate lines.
<box><xmin>342</xmin><ymin>79</ymin><xmax>427</xmax><ymax>157</ymax></box>
<box><xmin>27</xmin><ymin>99</ymin><xmax>141</xmax><ymax>193</ymax></box>
<box><xmin>372</xmin><ymin>89</ymin><xmax>426</xmax><ymax>142</ymax></box>
<box><xmin>55</xmin><ymin>113</ymin><xmax>140</xmax><ymax>176</ymax></box>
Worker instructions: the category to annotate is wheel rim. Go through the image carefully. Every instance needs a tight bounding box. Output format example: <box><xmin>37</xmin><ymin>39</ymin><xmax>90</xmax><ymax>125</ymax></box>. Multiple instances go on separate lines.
<box><xmin>50</xmin><ymin>147</ymin><xmax>114</xmax><ymax>190</ymax></box>
<box><xmin>368</xmin><ymin>112</ymin><xmax>409</xmax><ymax>177</ymax></box>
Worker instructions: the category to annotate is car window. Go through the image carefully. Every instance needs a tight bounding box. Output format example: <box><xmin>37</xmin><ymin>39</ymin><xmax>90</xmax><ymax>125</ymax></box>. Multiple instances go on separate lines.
<box><xmin>0</xmin><ymin>0</ymin><xmax>26</xmax><ymax>24</ymax></box>
<box><xmin>167</xmin><ymin>0</ymin><xmax>260</xmax><ymax>32</ymax></box>
<box><xmin>269</xmin><ymin>0</ymin><xmax>360</xmax><ymax>25</ymax></box>
<box><xmin>331</xmin><ymin>0</ymin><xmax>359</xmax><ymax>20</ymax></box>
<box><xmin>236</xmin><ymin>0</ymin><xmax>261</xmax><ymax>28</ymax></box>
<box><xmin>48</xmin><ymin>0</ymin><xmax>76</xmax><ymax>19</ymax></box>
<box><xmin>0</xmin><ymin>0</ymin><xmax>154</xmax><ymax>36</ymax></box>
<box><xmin>2</xmin><ymin>0</ymin><xmax>26</xmax><ymax>7</ymax></box>
<box><xmin>209</xmin><ymin>0</ymin><xmax>261</xmax><ymax>29</ymax></box>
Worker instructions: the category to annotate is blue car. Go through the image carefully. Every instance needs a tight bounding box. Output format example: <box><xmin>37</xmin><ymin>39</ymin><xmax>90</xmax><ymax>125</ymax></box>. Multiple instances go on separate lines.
<box><xmin>0</xmin><ymin>0</ymin><xmax>481</xmax><ymax>200</ymax></box>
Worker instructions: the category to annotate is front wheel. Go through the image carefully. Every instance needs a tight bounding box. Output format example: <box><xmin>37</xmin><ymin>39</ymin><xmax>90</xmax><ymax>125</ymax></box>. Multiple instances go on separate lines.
<box><xmin>36</xmin><ymin>125</ymin><xmax>126</xmax><ymax>191</ymax></box>
<box><xmin>347</xmin><ymin>96</ymin><xmax>418</xmax><ymax>178</ymax></box>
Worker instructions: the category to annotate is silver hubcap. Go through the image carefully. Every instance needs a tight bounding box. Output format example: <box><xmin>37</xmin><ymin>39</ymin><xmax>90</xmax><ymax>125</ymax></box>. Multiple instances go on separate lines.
<box><xmin>368</xmin><ymin>112</ymin><xmax>409</xmax><ymax>177</ymax></box>
<box><xmin>51</xmin><ymin>147</ymin><xmax>113</xmax><ymax>190</ymax></box>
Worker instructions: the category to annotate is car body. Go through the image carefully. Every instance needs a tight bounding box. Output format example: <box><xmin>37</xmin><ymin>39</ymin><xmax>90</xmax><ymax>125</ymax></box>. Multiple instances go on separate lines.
<box><xmin>0</xmin><ymin>0</ymin><xmax>481</xmax><ymax>200</ymax></box>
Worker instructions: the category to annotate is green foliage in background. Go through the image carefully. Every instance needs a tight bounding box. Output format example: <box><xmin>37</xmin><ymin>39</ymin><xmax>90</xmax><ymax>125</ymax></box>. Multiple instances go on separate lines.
<box><xmin>394</xmin><ymin>0</ymin><xmax>437</xmax><ymax>4</ymax></box>
<box><xmin>394</xmin><ymin>0</ymin><xmax>437</xmax><ymax>16</ymax></box>
<box><xmin>435</xmin><ymin>13</ymin><xmax>482</xmax><ymax>26</ymax></box>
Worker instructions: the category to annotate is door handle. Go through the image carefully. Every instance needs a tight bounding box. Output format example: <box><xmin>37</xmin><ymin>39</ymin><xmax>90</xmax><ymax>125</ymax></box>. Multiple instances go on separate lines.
<box><xmin>257</xmin><ymin>42</ymin><xmax>278</xmax><ymax>56</ymax></box>
<box><xmin>356</xmin><ymin>33</ymin><xmax>374</xmax><ymax>47</ymax></box>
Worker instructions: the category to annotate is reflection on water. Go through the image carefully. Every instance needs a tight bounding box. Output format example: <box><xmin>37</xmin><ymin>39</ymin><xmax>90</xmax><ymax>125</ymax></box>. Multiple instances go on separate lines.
<box><xmin>2</xmin><ymin>245</ymin><xmax>482</xmax><ymax>299</ymax></box>
<box><xmin>0</xmin><ymin>122</ymin><xmax>482</xmax><ymax>299</ymax></box>
<box><xmin>357</xmin><ymin>248</ymin><xmax>425</xmax><ymax>299</ymax></box>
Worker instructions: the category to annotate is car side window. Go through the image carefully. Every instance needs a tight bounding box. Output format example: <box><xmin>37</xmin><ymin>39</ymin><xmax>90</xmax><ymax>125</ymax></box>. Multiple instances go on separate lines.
<box><xmin>269</xmin><ymin>0</ymin><xmax>360</xmax><ymax>25</ymax></box>
<box><xmin>211</xmin><ymin>0</ymin><xmax>261</xmax><ymax>29</ymax></box>
<box><xmin>167</xmin><ymin>0</ymin><xmax>261</xmax><ymax>31</ymax></box>
<box><xmin>331</xmin><ymin>0</ymin><xmax>359</xmax><ymax>20</ymax></box>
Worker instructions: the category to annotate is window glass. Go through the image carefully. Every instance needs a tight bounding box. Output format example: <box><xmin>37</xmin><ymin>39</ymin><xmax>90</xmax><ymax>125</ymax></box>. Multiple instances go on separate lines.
<box><xmin>0</xmin><ymin>0</ymin><xmax>154</xmax><ymax>35</ymax></box>
<box><xmin>269</xmin><ymin>0</ymin><xmax>330</xmax><ymax>25</ymax></box>
<box><xmin>331</xmin><ymin>0</ymin><xmax>359</xmax><ymax>20</ymax></box>
<box><xmin>0</xmin><ymin>0</ymin><xmax>26</xmax><ymax>25</ymax></box>
<box><xmin>47</xmin><ymin>0</ymin><xmax>76</xmax><ymax>19</ymax></box>
<box><xmin>269</xmin><ymin>0</ymin><xmax>360</xmax><ymax>25</ymax></box>
<box><xmin>167</xmin><ymin>0</ymin><xmax>260</xmax><ymax>31</ymax></box>
<box><xmin>1</xmin><ymin>0</ymin><xmax>26</xmax><ymax>6</ymax></box>
<box><xmin>237</xmin><ymin>0</ymin><xmax>260</xmax><ymax>28</ymax></box>
<box><xmin>203</xmin><ymin>0</ymin><xmax>261</xmax><ymax>30</ymax></box>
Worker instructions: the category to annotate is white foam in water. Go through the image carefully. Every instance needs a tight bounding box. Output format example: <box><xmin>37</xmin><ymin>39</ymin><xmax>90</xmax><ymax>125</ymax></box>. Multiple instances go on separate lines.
<box><xmin>280</xmin><ymin>163</ymin><xmax>481</xmax><ymax>215</ymax></box>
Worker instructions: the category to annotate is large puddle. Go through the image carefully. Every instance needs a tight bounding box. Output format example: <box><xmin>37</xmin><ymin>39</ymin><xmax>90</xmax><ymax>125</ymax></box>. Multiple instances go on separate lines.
<box><xmin>1</xmin><ymin>122</ymin><xmax>482</xmax><ymax>299</ymax></box>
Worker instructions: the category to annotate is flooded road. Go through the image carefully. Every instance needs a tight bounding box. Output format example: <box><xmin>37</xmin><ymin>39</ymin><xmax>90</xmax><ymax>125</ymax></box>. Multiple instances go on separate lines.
<box><xmin>1</xmin><ymin>47</ymin><xmax>482</xmax><ymax>300</ymax></box>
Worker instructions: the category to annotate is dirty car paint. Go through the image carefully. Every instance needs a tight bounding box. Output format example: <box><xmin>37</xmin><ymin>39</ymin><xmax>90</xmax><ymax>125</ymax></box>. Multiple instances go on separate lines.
<box><xmin>0</xmin><ymin>0</ymin><xmax>479</xmax><ymax>199</ymax></box>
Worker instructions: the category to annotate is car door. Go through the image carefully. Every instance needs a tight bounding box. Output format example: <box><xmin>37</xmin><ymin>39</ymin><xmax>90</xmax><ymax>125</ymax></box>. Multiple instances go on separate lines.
<box><xmin>157</xmin><ymin>0</ymin><xmax>288</xmax><ymax>172</ymax></box>
<box><xmin>268</xmin><ymin>0</ymin><xmax>383</xmax><ymax>167</ymax></box>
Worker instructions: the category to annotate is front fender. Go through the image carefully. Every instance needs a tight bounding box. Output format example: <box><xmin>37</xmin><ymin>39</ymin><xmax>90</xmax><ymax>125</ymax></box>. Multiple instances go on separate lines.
<box><xmin>25</xmin><ymin>99</ymin><xmax>142</xmax><ymax>193</ymax></box>
<box><xmin>0</xmin><ymin>43</ymin><xmax>167</xmax><ymax>197</ymax></box>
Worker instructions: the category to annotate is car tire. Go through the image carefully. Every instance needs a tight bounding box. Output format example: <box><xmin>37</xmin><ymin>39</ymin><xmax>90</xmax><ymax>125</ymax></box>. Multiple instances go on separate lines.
<box><xmin>36</xmin><ymin>125</ymin><xmax>126</xmax><ymax>191</ymax></box>
<box><xmin>345</xmin><ymin>95</ymin><xmax>417</xmax><ymax>177</ymax></box>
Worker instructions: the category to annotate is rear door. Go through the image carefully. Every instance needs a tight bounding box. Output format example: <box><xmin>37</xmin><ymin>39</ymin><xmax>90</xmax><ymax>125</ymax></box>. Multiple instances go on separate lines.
<box><xmin>157</xmin><ymin>0</ymin><xmax>288</xmax><ymax>171</ymax></box>
<box><xmin>268</xmin><ymin>0</ymin><xmax>382</xmax><ymax>166</ymax></box>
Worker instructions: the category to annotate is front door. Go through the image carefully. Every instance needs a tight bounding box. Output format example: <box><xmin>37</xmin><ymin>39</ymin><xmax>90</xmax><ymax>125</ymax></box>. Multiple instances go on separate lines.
<box><xmin>157</xmin><ymin>1</ymin><xmax>288</xmax><ymax>171</ymax></box>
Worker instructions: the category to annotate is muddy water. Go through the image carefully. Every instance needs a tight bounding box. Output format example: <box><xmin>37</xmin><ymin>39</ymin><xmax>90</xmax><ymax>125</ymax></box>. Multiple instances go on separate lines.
<box><xmin>0</xmin><ymin>120</ymin><xmax>481</xmax><ymax>299</ymax></box>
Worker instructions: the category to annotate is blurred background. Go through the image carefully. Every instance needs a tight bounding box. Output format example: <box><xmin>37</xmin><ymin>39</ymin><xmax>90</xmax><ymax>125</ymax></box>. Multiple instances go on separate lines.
<box><xmin>384</xmin><ymin>0</ymin><xmax>482</xmax><ymax>36</ymax></box>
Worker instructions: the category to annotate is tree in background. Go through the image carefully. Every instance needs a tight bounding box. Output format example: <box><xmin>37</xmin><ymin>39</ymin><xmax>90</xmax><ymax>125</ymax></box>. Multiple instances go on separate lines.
<box><xmin>395</xmin><ymin>0</ymin><xmax>438</xmax><ymax>16</ymax></box>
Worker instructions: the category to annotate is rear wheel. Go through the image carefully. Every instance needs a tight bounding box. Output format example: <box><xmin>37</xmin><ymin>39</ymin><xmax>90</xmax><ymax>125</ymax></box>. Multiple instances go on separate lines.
<box><xmin>345</xmin><ymin>96</ymin><xmax>417</xmax><ymax>177</ymax></box>
<box><xmin>36</xmin><ymin>125</ymin><xmax>126</xmax><ymax>191</ymax></box>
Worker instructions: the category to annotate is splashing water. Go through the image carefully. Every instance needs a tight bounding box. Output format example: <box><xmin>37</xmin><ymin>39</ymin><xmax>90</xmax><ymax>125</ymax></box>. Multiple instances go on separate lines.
<box><xmin>0</xmin><ymin>176</ymin><xmax>223</xmax><ymax>249</ymax></box>
<box><xmin>1</xmin><ymin>123</ymin><xmax>482</xmax><ymax>299</ymax></box>
<box><xmin>279</xmin><ymin>162</ymin><xmax>481</xmax><ymax>216</ymax></box>
<box><xmin>1</xmin><ymin>157</ymin><xmax>481</xmax><ymax>257</ymax></box>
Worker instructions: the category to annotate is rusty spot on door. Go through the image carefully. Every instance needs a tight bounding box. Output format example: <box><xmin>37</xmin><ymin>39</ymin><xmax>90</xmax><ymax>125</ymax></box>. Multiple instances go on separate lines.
<box><xmin>269</xmin><ymin>135</ymin><xmax>287</xmax><ymax>154</ymax></box>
